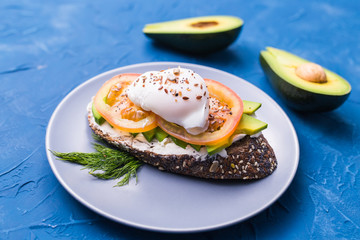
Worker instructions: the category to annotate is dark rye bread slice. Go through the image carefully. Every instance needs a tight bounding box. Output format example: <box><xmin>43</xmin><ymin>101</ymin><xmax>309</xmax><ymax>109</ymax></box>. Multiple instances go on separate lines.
<box><xmin>88</xmin><ymin>107</ymin><xmax>277</xmax><ymax>180</ymax></box>
<box><xmin>136</xmin><ymin>135</ymin><xmax>277</xmax><ymax>180</ymax></box>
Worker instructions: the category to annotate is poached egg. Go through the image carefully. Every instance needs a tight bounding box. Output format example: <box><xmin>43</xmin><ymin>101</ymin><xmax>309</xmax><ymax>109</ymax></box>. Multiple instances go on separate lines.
<box><xmin>126</xmin><ymin>67</ymin><xmax>209</xmax><ymax>135</ymax></box>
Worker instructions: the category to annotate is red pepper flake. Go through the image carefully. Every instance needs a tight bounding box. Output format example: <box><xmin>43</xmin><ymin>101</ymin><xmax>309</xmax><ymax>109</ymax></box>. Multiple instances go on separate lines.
<box><xmin>164</xmin><ymin>88</ymin><xmax>168</xmax><ymax>94</ymax></box>
<box><xmin>196</xmin><ymin>96</ymin><xmax>202</xmax><ymax>100</ymax></box>
<box><xmin>185</xmin><ymin>79</ymin><xmax>189</xmax><ymax>84</ymax></box>
<box><xmin>158</xmin><ymin>86</ymin><xmax>163</xmax><ymax>90</ymax></box>
<box><xmin>183</xmin><ymin>96</ymin><xmax>189</xmax><ymax>100</ymax></box>
<box><xmin>194</xmin><ymin>83</ymin><xmax>199</xmax><ymax>87</ymax></box>
<box><xmin>142</xmin><ymin>84</ymin><xmax>145</xmax><ymax>87</ymax></box>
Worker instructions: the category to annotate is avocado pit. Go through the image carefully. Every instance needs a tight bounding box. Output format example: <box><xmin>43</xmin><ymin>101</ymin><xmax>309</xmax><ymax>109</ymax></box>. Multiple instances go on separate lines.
<box><xmin>295</xmin><ymin>62</ymin><xmax>327</xmax><ymax>83</ymax></box>
<box><xmin>191</xmin><ymin>21</ymin><xmax>219</xmax><ymax>28</ymax></box>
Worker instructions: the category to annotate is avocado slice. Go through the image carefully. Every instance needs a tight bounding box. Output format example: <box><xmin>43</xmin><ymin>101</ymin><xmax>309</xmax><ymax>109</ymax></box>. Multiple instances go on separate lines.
<box><xmin>190</xmin><ymin>144</ymin><xmax>202</xmax><ymax>152</ymax></box>
<box><xmin>92</xmin><ymin>103</ymin><xmax>105</xmax><ymax>125</ymax></box>
<box><xmin>142</xmin><ymin>128</ymin><xmax>157</xmax><ymax>142</ymax></box>
<box><xmin>243</xmin><ymin>100</ymin><xmax>262</xmax><ymax>115</ymax></box>
<box><xmin>206</xmin><ymin>138</ymin><xmax>232</xmax><ymax>156</ymax></box>
<box><xmin>143</xmin><ymin>16</ymin><xmax>243</xmax><ymax>53</ymax></box>
<box><xmin>260</xmin><ymin>47</ymin><xmax>351</xmax><ymax>111</ymax></box>
<box><xmin>154</xmin><ymin>127</ymin><xmax>169</xmax><ymax>142</ymax></box>
<box><xmin>169</xmin><ymin>136</ymin><xmax>188</xmax><ymax>149</ymax></box>
<box><xmin>207</xmin><ymin>114</ymin><xmax>267</xmax><ymax>155</ymax></box>
<box><xmin>234</xmin><ymin>114</ymin><xmax>267</xmax><ymax>135</ymax></box>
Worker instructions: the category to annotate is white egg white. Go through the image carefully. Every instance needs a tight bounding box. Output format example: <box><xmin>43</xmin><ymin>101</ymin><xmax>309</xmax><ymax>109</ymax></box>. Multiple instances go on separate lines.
<box><xmin>126</xmin><ymin>67</ymin><xmax>209</xmax><ymax>135</ymax></box>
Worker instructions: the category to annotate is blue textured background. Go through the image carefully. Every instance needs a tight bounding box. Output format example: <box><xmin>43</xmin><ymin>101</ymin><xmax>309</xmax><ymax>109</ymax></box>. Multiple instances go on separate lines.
<box><xmin>1</xmin><ymin>0</ymin><xmax>359</xmax><ymax>239</ymax></box>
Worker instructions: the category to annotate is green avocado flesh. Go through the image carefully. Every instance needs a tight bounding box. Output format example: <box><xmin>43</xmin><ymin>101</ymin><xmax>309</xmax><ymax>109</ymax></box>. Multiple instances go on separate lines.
<box><xmin>92</xmin><ymin>103</ymin><xmax>105</xmax><ymax>125</ymax></box>
<box><xmin>142</xmin><ymin>128</ymin><xmax>157</xmax><ymax>142</ymax></box>
<box><xmin>154</xmin><ymin>127</ymin><xmax>168</xmax><ymax>142</ymax></box>
<box><xmin>234</xmin><ymin>114</ymin><xmax>267</xmax><ymax>135</ymax></box>
<box><xmin>143</xmin><ymin>16</ymin><xmax>243</xmax><ymax>53</ymax></box>
<box><xmin>243</xmin><ymin>100</ymin><xmax>262</xmax><ymax>114</ymax></box>
<box><xmin>206</xmin><ymin>114</ymin><xmax>267</xmax><ymax>155</ymax></box>
<box><xmin>260</xmin><ymin>47</ymin><xmax>351</xmax><ymax>111</ymax></box>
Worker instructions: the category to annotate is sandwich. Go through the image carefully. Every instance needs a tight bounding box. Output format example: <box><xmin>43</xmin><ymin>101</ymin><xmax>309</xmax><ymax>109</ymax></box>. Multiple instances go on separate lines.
<box><xmin>88</xmin><ymin>67</ymin><xmax>277</xmax><ymax>180</ymax></box>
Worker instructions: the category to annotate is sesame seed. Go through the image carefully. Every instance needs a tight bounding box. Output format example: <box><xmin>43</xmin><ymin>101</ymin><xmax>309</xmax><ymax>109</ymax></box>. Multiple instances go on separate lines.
<box><xmin>196</xmin><ymin>96</ymin><xmax>202</xmax><ymax>100</ymax></box>
<box><xmin>183</xmin><ymin>96</ymin><xmax>189</xmax><ymax>100</ymax></box>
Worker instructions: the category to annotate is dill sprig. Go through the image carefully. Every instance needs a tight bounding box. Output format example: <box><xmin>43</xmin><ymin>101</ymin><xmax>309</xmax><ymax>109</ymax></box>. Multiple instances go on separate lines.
<box><xmin>50</xmin><ymin>140</ymin><xmax>143</xmax><ymax>187</ymax></box>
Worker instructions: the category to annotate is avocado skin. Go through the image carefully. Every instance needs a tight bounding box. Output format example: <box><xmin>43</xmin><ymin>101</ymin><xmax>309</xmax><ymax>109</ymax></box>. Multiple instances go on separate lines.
<box><xmin>145</xmin><ymin>27</ymin><xmax>242</xmax><ymax>54</ymax></box>
<box><xmin>259</xmin><ymin>54</ymin><xmax>350</xmax><ymax>112</ymax></box>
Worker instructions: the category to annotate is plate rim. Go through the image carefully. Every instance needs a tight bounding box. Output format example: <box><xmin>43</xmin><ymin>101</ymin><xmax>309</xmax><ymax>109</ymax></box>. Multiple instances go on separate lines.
<box><xmin>46</xmin><ymin>61</ymin><xmax>299</xmax><ymax>233</ymax></box>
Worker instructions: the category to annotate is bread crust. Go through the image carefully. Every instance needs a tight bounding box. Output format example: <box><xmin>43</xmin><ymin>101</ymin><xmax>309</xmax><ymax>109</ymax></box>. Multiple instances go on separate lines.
<box><xmin>88</xmin><ymin>107</ymin><xmax>277</xmax><ymax>180</ymax></box>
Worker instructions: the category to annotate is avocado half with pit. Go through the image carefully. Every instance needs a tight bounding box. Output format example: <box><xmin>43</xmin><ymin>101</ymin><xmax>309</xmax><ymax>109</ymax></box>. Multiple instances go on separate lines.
<box><xmin>260</xmin><ymin>47</ymin><xmax>351</xmax><ymax>111</ymax></box>
<box><xmin>143</xmin><ymin>16</ymin><xmax>243</xmax><ymax>53</ymax></box>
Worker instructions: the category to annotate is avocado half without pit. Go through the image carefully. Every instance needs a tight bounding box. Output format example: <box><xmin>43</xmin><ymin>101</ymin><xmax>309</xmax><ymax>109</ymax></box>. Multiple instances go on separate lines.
<box><xmin>260</xmin><ymin>47</ymin><xmax>351</xmax><ymax>112</ymax></box>
<box><xmin>143</xmin><ymin>16</ymin><xmax>244</xmax><ymax>53</ymax></box>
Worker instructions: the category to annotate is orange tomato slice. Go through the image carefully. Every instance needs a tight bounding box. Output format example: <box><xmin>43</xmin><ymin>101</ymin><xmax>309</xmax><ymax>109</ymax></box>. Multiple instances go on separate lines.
<box><xmin>93</xmin><ymin>73</ymin><xmax>158</xmax><ymax>133</ymax></box>
<box><xmin>156</xmin><ymin>78</ymin><xmax>243</xmax><ymax>145</ymax></box>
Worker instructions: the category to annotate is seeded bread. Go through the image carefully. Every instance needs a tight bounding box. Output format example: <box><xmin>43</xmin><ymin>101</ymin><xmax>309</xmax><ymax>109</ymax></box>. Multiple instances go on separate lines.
<box><xmin>88</xmin><ymin>103</ymin><xmax>277</xmax><ymax>180</ymax></box>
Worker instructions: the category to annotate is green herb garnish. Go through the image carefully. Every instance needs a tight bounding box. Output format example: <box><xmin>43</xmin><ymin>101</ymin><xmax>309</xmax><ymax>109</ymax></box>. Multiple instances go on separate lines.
<box><xmin>50</xmin><ymin>138</ymin><xmax>143</xmax><ymax>187</ymax></box>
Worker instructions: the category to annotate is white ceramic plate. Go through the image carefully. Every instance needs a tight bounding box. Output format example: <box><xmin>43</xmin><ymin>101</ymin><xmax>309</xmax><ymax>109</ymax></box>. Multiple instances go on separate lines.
<box><xmin>46</xmin><ymin>62</ymin><xmax>299</xmax><ymax>233</ymax></box>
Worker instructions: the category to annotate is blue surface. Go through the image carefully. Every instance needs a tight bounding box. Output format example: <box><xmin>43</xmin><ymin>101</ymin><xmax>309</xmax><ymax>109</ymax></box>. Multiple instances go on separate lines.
<box><xmin>1</xmin><ymin>0</ymin><xmax>359</xmax><ymax>239</ymax></box>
